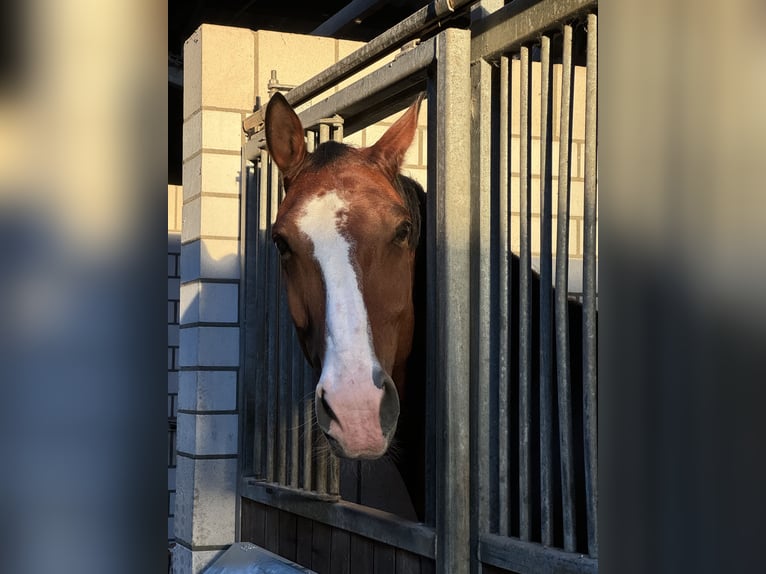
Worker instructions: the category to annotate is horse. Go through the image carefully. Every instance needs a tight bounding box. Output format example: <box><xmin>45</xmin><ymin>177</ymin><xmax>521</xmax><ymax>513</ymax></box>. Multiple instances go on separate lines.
<box><xmin>264</xmin><ymin>92</ymin><xmax>592</xmax><ymax>546</ymax></box>
<box><xmin>265</xmin><ymin>92</ymin><xmax>428</xmax><ymax>518</ymax></box>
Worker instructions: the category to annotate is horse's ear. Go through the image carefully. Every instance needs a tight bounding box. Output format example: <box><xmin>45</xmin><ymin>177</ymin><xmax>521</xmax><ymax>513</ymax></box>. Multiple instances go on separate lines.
<box><xmin>265</xmin><ymin>92</ymin><xmax>307</xmax><ymax>182</ymax></box>
<box><xmin>367</xmin><ymin>93</ymin><xmax>424</xmax><ymax>180</ymax></box>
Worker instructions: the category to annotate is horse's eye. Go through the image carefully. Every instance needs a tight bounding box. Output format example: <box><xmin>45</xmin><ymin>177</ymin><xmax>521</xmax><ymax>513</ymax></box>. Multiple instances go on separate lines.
<box><xmin>394</xmin><ymin>221</ymin><xmax>412</xmax><ymax>246</ymax></box>
<box><xmin>273</xmin><ymin>235</ymin><xmax>292</xmax><ymax>260</ymax></box>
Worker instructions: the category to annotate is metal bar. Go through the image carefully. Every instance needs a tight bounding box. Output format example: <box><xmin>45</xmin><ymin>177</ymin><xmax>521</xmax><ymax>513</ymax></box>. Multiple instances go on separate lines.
<box><xmin>582</xmin><ymin>12</ymin><xmax>598</xmax><ymax>557</ymax></box>
<box><xmin>303</xmin><ymin>361</ymin><xmax>314</xmax><ymax>491</ymax></box>
<box><xmin>432</xmin><ymin>28</ymin><xmax>472</xmax><ymax>574</ymax></box>
<box><xmin>518</xmin><ymin>44</ymin><xmax>532</xmax><ymax>542</ymax></box>
<box><xmin>277</xmin><ymin>196</ymin><xmax>291</xmax><ymax>484</ymax></box>
<box><xmin>255</xmin><ymin>150</ymin><xmax>270</xmax><ymax>480</ymax></box>
<box><xmin>312</xmin><ymin>124</ymin><xmax>330</xmax><ymax>496</ymax></box>
<box><xmin>245</xmin><ymin>35</ymin><xmax>438</xmax><ymax>160</ymax></box>
<box><xmin>469</xmin><ymin>52</ymin><xmax>493</xmax><ymax>546</ymax></box>
<box><xmin>538</xmin><ymin>33</ymin><xmax>555</xmax><ymax>548</ymax></box>
<box><xmin>497</xmin><ymin>54</ymin><xmax>510</xmax><ymax>538</ymax></box>
<box><xmin>471</xmin><ymin>0</ymin><xmax>597</xmax><ymax>63</ymax></box>
<box><xmin>290</xmin><ymin>331</ymin><xmax>301</xmax><ymax>488</ymax></box>
<box><xmin>555</xmin><ymin>23</ymin><xmax>577</xmax><ymax>553</ymax></box>
<box><xmin>478</xmin><ymin>532</ymin><xmax>597</xmax><ymax>574</ymax></box>
<box><xmin>265</xmin><ymin>158</ymin><xmax>281</xmax><ymax>483</ymax></box>
<box><xmin>244</xmin><ymin>0</ymin><xmax>475</xmax><ymax>127</ymax></box>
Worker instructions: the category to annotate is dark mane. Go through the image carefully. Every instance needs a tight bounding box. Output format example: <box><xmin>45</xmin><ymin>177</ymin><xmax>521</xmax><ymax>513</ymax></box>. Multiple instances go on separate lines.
<box><xmin>305</xmin><ymin>140</ymin><xmax>353</xmax><ymax>169</ymax></box>
<box><xmin>393</xmin><ymin>175</ymin><xmax>424</xmax><ymax>250</ymax></box>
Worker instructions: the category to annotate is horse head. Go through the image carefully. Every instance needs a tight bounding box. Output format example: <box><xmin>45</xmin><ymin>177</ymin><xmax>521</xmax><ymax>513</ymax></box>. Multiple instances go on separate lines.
<box><xmin>265</xmin><ymin>92</ymin><xmax>423</xmax><ymax>460</ymax></box>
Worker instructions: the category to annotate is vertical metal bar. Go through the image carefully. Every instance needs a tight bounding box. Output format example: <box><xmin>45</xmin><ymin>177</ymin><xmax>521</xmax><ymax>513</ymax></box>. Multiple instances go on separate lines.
<box><xmin>556</xmin><ymin>22</ymin><xmax>577</xmax><ymax>553</ymax></box>
<box><xmin>278</xmin><ymin>182</ymin><xmax>291</xmax><ymax>484</ymax></box>
<box><xmin>538</xmin><ymin>33</ymin><xmax>555</xmax><ymax>548</ymax></box>
<box><xmin>518</xmin><ymin>44</ymin><xmax>532</xmax><ymax>542</ymax></box>
<box><xmin>433</xmin><ymin>28</ymin><xmax>471</xmax><ymax>574</ymax></box>
<box><xmin>254</xmin><ymin>150</ymin><xmax>271</xmax><ymax>480</ymax></box>
<box><xmin>329</xmin><ymin>120</ymin><xmax>342</xmax><ymax>497</ymax></box>
<box><xmin>290</xmin><ymin>331</ymin><xmax>301</xmax><ymax>488</ymax></box>
<box><xmin>497</xmin><ymin>54</ymin><xmax>511</xmax><ymax>538</ymax></box>
<box><xmin>582</xmin><ymin>12</ymin><xmax>599</xmax><ymax>557</ymax></box>
<box><xmin>315</xmin><ymin>123</ymin><xmax>330</xmax><ymax>495</ymax></box>
<box><xmin>332</xmin><ymin>120</ymin><xmax>344</xmax><ymax>142</ymax></box>
<box><xmin>469</xmin><ymin>53</ymin><xmax>493</xmax><ymax>548</ymax></box>
<box><xmin>265</xmin><ymin>157</ymin><xmax>280</xmax><ymax>483</ymax></box>
<box><xmin>303</xmin><ymin>360</ymin><xmax>314</xmax><ymax>491</ymax></box>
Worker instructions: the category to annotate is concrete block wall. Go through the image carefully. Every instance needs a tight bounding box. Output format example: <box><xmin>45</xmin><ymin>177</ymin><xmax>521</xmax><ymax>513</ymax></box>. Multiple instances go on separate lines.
<box><xmin>168</xmin><ymin>184</ymin><xmax>182</xmax><ymax>547</ymax></box>
<box><xmin>173</xmin><ymin>24</ymin><xmax>429</xmax><ymax>574</ymax></box>
<box><xmin>174</xmin><ymin>24</ymin><xmax>252</xmax><ymax>574</ymax></box>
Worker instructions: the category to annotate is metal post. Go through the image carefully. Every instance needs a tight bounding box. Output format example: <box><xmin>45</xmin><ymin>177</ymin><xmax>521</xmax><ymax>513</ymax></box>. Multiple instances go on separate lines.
<box><xmin>432</xmin><ymin>28</ymin><xmax>472</xmax><ymax>574</ymax></box>
<box><xmin>582</xmin><ymin>11</ymin><xmax>599</xmax><ymax>557</ymax></box>
<box><xmin>555</xmin><ymin>23</ymin><xmax>577</xmax><ymax>553</ymax></box>
<box><xmin>538</xmin><ymin>33</ymin><xmax>555</xmax><ymax>548</ymax></box>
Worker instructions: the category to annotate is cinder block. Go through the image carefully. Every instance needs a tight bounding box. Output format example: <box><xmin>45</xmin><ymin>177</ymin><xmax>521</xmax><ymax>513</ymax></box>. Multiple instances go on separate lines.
<box><xmin>177</xmin><ymin>412</ymin><xmax>238</xmax><ymax>456</ymax></box>
<box><xmin>255</xmin><ymin>31</ymin><xmax>336</xmax><ymax>100</ymax></box>
<box><xmin>200</xmin><ymin>196</ymin><xmax>240</xmax><ymax>239</ymax></box>
<box><xmin>180</xmin><ymin>239</ymin><xmax>240</xmax><ymax>283</ymax></box>
<box><xmin>182</xmin><ymin>154</ymin><xmax>202</xmax><ymax>202</ymax></box>
<box><xmin>201</xmin><ymin>153</ymin><xmax>242</xmax><ymax>196</ymax></box>
<box><xmin>183</xmin><ymin>112</ymin><xmax>202</xmax><ymax>162</ymax></box>
<box><xmin>198</xmin><ymin>25</ymin><xmax>255</xmax><ymax>110</ymax></box>
<box><xmin>172</xmin><ymin>545</ymin><xmax>226</xmax><ymax>574</ymax></box>
<box><xmin>178</xmin><ymin>326</ymin><xmax>240</xmax><ymax>368</ymax></box>
<box><xmin>183</xmin><ymin>28</ymin><xmax>203</xmax><ymax>119</ymax></box>
<box><xmin>174</xmin><ymin>457</ymin><xmax>238</xmax><ymax>548</ymax></box>
<box><xmin>181</xmin><ymin>198</ymin><xmax>201</xmax><ymax>243</ymax></box>
<box><xmin>202</xmin><ymin>110</ymin><xmax>243</xmax><ymax>152</ymax></box>
<box><xmin>179</xmin><ymin>282</ymin><xmax>238</xmax><ymax>324</ymax></box>
<box><xmin>178</xmin><ymin>370</ymin><xmax>238</xmax><ymax>412</ymax></box>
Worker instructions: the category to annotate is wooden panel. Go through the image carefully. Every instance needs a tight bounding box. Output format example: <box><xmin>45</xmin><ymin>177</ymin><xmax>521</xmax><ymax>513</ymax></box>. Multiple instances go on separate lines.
<box><xmin>311</xmin><ymin>521</ymin><xmax>333</xmax><ymax>574</ymax></box>
<box><xmin>420</xmin><ymin>556</ymin><xmax>436</xmax><ymax>574</ymax></box>
<box><xmin>278</xmin><ymin>510</ymin><xmax>298</xmax><ymax>562</ymax></box>
<box><xmin>349</xmin><ymin>534</ymin><xmax>374</xmax><ymax>573</ymax></box>
<box><xmin>330</xmin><ymin>529</ymin><xmax>350</xmax><ymax>574</ymax></box>
<box><xmin>395</xmin><ymin>548</ymin><xmax>421</xmax><ymax>574</ymax></box>
<box><xmin>374</xmin><ymin>544</ymin><xmax>395</xmax><ymax>574</ymax></box>
<box><xmin>264</xmin><ymin>505</ymin><xmax>280</xmax><ymax>554</ymax></box>
<box><xmin>240</xmin><ymin>498</ymin><xmax>267</xmax><ymax>547</ymax></box>
<box><xmin>296</xmin><ymin>516</ymin><xmax>314</xmax><ymax>568</ymax></box>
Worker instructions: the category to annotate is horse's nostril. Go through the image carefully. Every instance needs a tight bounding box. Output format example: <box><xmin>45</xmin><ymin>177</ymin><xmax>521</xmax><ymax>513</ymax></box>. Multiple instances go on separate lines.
<box><xmin>315</xmin><ymin>389</ymin><xmax>339</xmax><ymax>433</ymax></box>
<box><xmin>379</xmin><ymin>375</ymin><xmax>400</xmax><ymax>438</ymax></box>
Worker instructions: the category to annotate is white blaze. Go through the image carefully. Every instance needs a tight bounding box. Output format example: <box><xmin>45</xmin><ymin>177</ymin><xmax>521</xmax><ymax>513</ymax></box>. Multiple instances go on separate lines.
<box><xmin>297</xmin><ymin>190</ymin><xmax>377</xmax><ymax>393</ymax></box>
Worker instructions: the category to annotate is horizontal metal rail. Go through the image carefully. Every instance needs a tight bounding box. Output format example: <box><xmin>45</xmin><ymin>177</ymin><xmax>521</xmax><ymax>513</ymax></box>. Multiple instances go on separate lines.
<box><xmin>243</xmin><ymin>0</ymin><xmax>476</xmax><ymax>134</ymax></box>
<box><xmin>471</xmin><ymin>0</ymin><xmax>597</xmax><ymax>63</ymax></box>
<box><xmin>245</xmin><ymin>34</ymin><xmax>437</xmax><ymax>161</ymax></box>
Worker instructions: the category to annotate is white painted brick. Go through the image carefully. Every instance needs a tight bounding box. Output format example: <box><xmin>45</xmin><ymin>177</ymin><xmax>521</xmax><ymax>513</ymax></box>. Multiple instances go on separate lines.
<box><xmin>178</xmin><ymin>370</ymin><xmax>237</xmax><ymax>412</ymax></box>
<box><xmin>201</xmin><ymin>153</ymin><xmax>242</xmax><ymax>196</ymax></box>
<box><xmin>180</xmin><ymin>239</ymin><xmax>240</xmax><ymax>283</ymax></box>
<box><xmin>202</xmin><ymin>110</ymin><xmax>243</xmax><ymax>152</ymax></box>
<box><xmin>178</xmin><ymin>327</ymin><xmax>239</xmax><ymax>367</ymax></box>
<box><xmin>168</xmin><ymin>371</ymin><xmax>179</xmax><ymax>394</ymax></box>
<box><xmin>177</xmin><ymin>413</ymin><xmax>238</xmax><ymax>455</ymax></box>
<box><xmin>200</xmin><ymin>196</ymin><xmax>240</xmax><ymax>239</ymax></box>
<box><xmin>181</xmin><ymin>198</ymin><xmax>201</xmax><ymax>243</ymax></box>
<box><xmin>182</xmin><ymin>112</ymin><xmax>202</xmax><ymax>162</ymax></box>
<box><xmin>168</xmin><ymin>324</ymin><xmax>180</xmax><ymax>347</ymax></box>
<box><xmin>182</xmin><ymin>154</ymin><xmax>202</xmax><ymax>202</ymax></box>
<box><xmin>174</xmin><ymin>456</ymin><xmax>193</xmax><ymax>543</ymax></box>
<box><xmin>179</xmin><ymin>282</ymin><xmax>199</xmax><ymax>325</ymax></box>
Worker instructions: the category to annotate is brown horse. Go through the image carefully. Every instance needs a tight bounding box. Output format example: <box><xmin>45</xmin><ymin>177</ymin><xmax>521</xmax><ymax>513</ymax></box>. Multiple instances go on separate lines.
<box><xmin>265</xmin><ymin>93</ymin><xmax>426</xmax><ymax>513</ymax></box>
